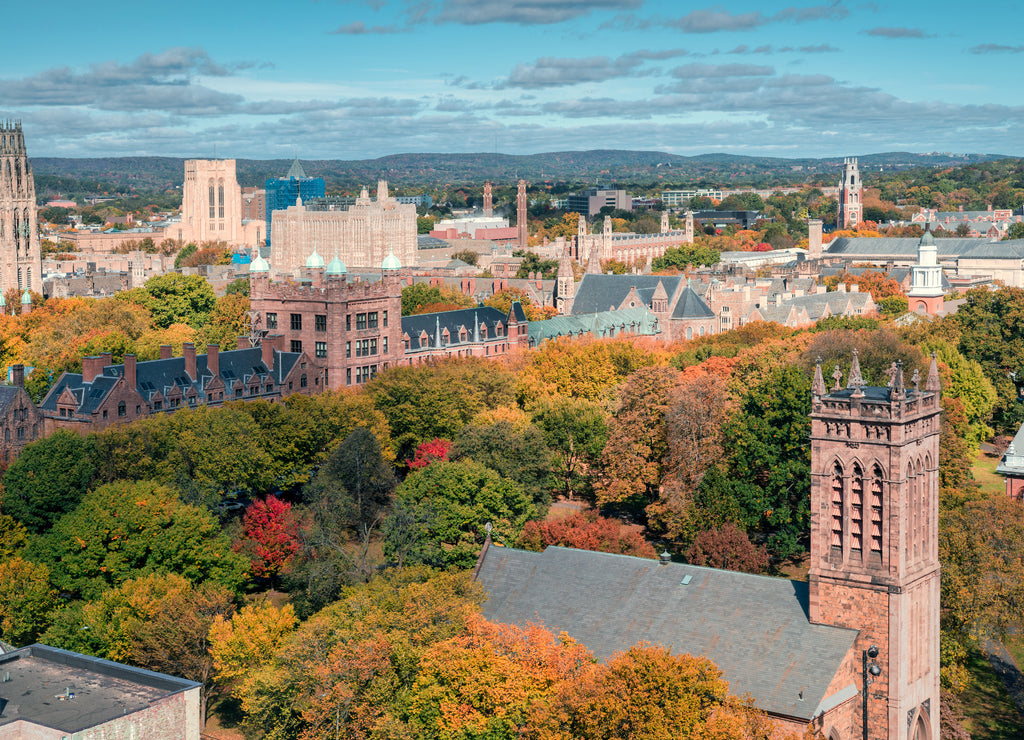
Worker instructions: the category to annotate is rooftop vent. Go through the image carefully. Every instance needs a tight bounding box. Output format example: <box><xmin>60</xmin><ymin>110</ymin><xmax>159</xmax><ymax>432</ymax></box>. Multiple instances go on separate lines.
<box><xmin>680</xmin><ymin>575</ymin><xmax>693</xmax><ymax>586</ymax></box>
<box><xmin>659</xmin><ymin>551</ymin><xmax>671</xmax><ymax>565</ymax></box>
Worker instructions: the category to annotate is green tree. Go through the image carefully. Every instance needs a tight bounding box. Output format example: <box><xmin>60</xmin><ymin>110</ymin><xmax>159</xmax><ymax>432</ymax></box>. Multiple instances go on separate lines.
<box><xmin>385</xmin><ymin>460</ymin><xmax>535</xmax><ymax>568</ymax></box>
<box><xmin>652</xmin><ymin>244</ymin><xmax>720</xmax><ymax>271</ymax></box>
<box><xmin>724</xmin><ymin>364</ymin><xmax>811</xmax><ymax>559</ymax></box>
<box><xmin>400</xmin><ymin>282</ymin><xmax>475</xmax><ymax>315</ymax></box>
<box><xmin>136</xmin><ymin>273</ymin><xmax>217</xmax><ymax>329</ymax></box>
<box><xmin>451</xmin><ymin>420</ymin><xmax>554</xmax><ymax>509</ymax></box>
<box><xmin>531</xmin><ymin>397</ymin><xmax>608</xmax><ymax>501</ymax></box>
<box><xmin>0</xmin><ymin>558</ymin><xmax>58</xmax><ymax>645</ymax></box>
<box><xmin>2</xmin><ymin>430</ymin><xmax>97</xmax><ymax>533</ymax></box>
<box><xmin>30</xmin><ymin>480</ymin><xmax>248</xmax><ymax>600</ymax></box>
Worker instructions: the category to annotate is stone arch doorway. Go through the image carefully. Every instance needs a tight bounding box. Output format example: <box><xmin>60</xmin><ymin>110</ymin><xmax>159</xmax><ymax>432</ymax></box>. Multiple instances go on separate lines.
<box><xmin>911</xmin><ymin>709</ymin><xmax>931</xmax><ymax>740</ymax></box>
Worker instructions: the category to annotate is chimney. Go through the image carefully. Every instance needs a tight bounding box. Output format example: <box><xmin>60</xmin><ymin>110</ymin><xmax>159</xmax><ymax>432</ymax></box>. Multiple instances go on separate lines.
<box><xmin>99</xmin><ymin>352</ymin><xmax>112</xmax><ymax>368</ymax></box>
<box><xmin>11</xmin><ymin>364</ymin><xmax>24</xmax><ymax>388</ymax></box>
<box><xmin>124</xmin><ymin>354</ymin><xmax>137</xmax><ymax>389</ymax></box>
<box><xmin>82</xmin><ymin>356</ymin><xmax>103</xmax><ymax>383</ymax></box>
<box><xmin>238</xmin><ymin>336</ymin><xmax>249</xmax><ymax>350</ymax></box>
<box><xmin>183</xmin><ymin>343</ymin><xmax>196</xmax><ymax>379</ymax></box>
<box><xmin>850</xmin><ymin>284</ymin><xmax>860</xmax><ymax>293</ymax></box>
<box><xmin>262</xmin><ymin>334</ymin><xmax>282</xmax><ymax>369</ymax></box>
<box><xmin>159</xmin><ymin>344</ymin><xmax>172</xmax><ymax>360</ymax></box>
<box><xmin>208</xmin><ymin>344</ymin><xmax>220</xmax><ymax>377</ymax></box>
<box><xmin>837</xmin><ymin>282</ymin><xmax>847</xmax><ymax>293</ymax></box>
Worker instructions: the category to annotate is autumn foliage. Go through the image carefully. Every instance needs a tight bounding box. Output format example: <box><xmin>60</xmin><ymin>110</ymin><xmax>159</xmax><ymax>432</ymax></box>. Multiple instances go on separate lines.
<box><xmin>407</xmin><ymin>437</ymin><xmax>452</xmax><ymax>469</ymax></box>
<box><xmin>517</xmin><ymin>511</ymin><xmax>656</xmax><ymax>559</ymax></box>
<box><xmin>241</xmin><ymin>496</ymin><xmax>300</xmax><ymax>580</ymax></box>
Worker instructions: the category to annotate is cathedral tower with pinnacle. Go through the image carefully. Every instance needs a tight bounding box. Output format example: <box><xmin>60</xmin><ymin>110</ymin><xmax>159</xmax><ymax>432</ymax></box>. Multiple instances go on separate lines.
<box><xmin>839</xmin><ymin>157</ymin><xmax>863</xmax><ymax>229</ymax></box>
<box><xmin>810</xmin><ymin>352</ymin><xmax>941</xmax><ymax>740</ymax></box>
<box><xmin>0</xmin><ymin>122</ymin><xmax>43</xmax><ymax>296</ymax></box>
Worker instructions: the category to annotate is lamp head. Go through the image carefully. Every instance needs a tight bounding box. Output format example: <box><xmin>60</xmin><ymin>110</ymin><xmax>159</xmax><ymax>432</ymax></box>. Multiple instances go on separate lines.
<box><xmin>869</xmin><ymin>664</ymin><xmax>881</xmax><ymax>677</ymax></box>
<box><xmin>867</xmin><ymin>645</ymin><xmax>879</xmax><ymax>659</ymax></box>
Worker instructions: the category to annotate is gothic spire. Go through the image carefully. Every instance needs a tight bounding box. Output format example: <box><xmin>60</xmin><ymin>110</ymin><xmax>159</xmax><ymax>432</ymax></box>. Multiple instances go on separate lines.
<box><xmin>847</xmin><ymin>348</ymin><xmax>864</xmax><ymax>389</ymax></box>
<box><xmin>812</xmin><ymin>357</ymin><xmax>826</xmax><ymax>396</ymax></box>
<box><xmin>890</xmin><ymin>360</ymin><xmax>906</xmax><ymax>400</ymax></box>
<box><xmin>926</xmin><ymin>351</ymin><xmax>941</xmax><ymax>392</ymax></box>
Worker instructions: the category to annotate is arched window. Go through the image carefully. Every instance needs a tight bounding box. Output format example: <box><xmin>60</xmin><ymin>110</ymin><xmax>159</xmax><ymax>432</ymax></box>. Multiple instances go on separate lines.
<box><xmin>831</xmin><ymin>462</ymin><xmax>844</xmax><ymax>554</ymax></box>
<box><xmin>870</xmin><ymin>464</ymin><xmax>884</xmax><ymax>556</ymax></box>
<box><xmin>117</xmin><ymin>401</ymin><xmax>126</xmax><ymax>417</ymax></box>
<box><xmin>851</xmin><ymin>464</ymin><xmax>864</xmax><ymax>555</ymax></box>
<box><xmin>917</xmin><ymin>458</ymin><xmax>926</xmax><ymax>559</ymax></box>
<box><xmin>908</xmin><ymin>463</ymin><xmax>918</xmax><ymax>560</ymax></box>
<box><xmin>686</xmin><ymin>327</ymin><xmax>693</xmax><ymax>340</ymax></box>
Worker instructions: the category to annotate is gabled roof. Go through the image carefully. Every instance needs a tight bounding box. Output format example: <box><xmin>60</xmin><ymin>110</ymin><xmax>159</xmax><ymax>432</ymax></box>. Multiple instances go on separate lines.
<box><xmin>529</xmin><ymin>307</ymin><xmax>660</xmax><ymax>344</ymax></box>
<box><xmin>401</xmin><ymin>305</ymin><xmax>511</xmax><ymax>352</ymax></box>
<box><xmin>571</xmin><ymin>274</ymin><xmax>684</xmax><ymax>315</ymax></box>
<box><xmin>477</xmin><ymin>546</ymin><xmax>857</xmax><ymax>721</ymax></box>
<box><xmin>671</xmin><ymin>286</ymin><xmax>715</xmax><ymax>319</ymax></box>
<box><xmin>0</xmin><ymin>385</ymin><xmax>28</xmax><ymax>416</ymax></box>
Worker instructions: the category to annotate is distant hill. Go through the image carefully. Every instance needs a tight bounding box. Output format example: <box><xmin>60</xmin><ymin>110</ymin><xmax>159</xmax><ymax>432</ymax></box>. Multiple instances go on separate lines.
<box><xmin>30</xmin><ymin>150</ymin><xmax>1011</xmax><ymax>195</ymax></box>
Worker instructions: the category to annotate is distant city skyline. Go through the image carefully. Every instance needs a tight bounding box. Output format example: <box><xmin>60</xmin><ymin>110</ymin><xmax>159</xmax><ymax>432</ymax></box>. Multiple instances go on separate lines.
<box><xmin>4</xmin><ymin>0</ymin><xmax>1022</xmax><ymax>160</ymax></box>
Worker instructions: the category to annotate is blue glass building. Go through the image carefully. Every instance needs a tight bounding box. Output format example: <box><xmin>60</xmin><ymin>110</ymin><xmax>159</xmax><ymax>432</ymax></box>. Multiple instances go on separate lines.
<box><xmin>264</xmin><ymin>159</ymin><xmax>325</xmax><ymax>248</ymax></box>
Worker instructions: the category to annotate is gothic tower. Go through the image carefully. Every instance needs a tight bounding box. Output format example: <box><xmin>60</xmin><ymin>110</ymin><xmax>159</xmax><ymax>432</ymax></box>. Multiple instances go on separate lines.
<box><xmin>809</xmin><ymin>352</ymin><xmax>941</xmax><ymax>740</ymax></box>
<box><xmin>181</xmin><ymin>159</ymin><xmax>243</xmax><ymax>245</ymax></box>
<box><xmin>839</xmin><ymin>157</ymin><xmax>863</xmax><ymax>229</ymax></box>
<box><xmin>516</xmin><ymin>180</ymin><xmax>527</xmax><ymax>250</ymax></box>
<box><xmin>685</xmin><ymin>209</ymin><xmax>694</xmax><ymax>244</ymax></box>
<box><xmin>483</xmin><ymin>181</ymin><xmax>493</xmax><ymax>217</ymax></box>
<box><xmin>0</xmin><ymin>122</ymin><xmax>43</xmax><ymax>295</ymax></box>
<box><xmin>555</xmin><ymin>246</ymin><xmax>574</xmax><ymax>315</ymax></box>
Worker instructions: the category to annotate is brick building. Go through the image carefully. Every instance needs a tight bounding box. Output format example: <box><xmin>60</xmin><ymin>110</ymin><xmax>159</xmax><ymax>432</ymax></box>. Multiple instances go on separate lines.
<box><xmin>248</xmin><ymin>259</ymin><xmax>403</xmax><ymax>390</ymax></box>
<box><xmin>39</xmin><ymin>340</ymin><xmax>320</xmax><ymax>434</ymax></box>
<box><xmin>0</xmin><ymin>643</ymin><xmax>200</xmax><ymax>738</ymax></box>
<box><xmin>401</xmin><ymin>304</ymin><xmax>528</xmax><ymax>363</ymax></box>
<box><xmin>476</xmin><ymin>352</ymin><xmax>942</xmax><ymax>740</ymax></box>
<box><xmin>0</xmin><ymin>365</ymin><xmax>43</xmax><ymax>466</ymax></box>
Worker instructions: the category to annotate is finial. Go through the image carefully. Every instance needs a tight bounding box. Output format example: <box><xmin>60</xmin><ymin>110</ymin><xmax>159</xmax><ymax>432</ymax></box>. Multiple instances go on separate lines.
<box><xmin>847</xmin><ymin>348</ymin><xmax>864</xmax><ymax>390</ymax></box>
<box><xmin>926</xmin><ymin>350</ymin><xmax>941</xmax><ymax>392</ymax></box>
<box><xmin>812</xmin><ymin>357</ymin><xmax>826</xmax><ymax>396</ymax></box>
<box><xmin>831</xmin><ymin>364</ymin><xmax>843</xmax><ymax>391</ymax></box>
<box><xmin>886</xmin><ymin>362</ymin><xmax>898</xmax><ymax>388</ymax></box>
<box><xmin>911</xmin><ymin>368</ymin><xmax>921</xmax><ymax>392</ymax></box>
<box><xmin>890</xmin><ymin>360</ymin><xmax>905</xmax><ymax>399</ymax></box>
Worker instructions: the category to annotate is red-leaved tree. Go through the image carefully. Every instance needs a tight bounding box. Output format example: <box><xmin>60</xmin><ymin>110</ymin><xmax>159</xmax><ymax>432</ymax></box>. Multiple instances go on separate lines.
<box><xmin>517</xmin><ymin>511</ymin><xmax>656</xmax><ymax>559</ymax></box>
<box><xmin>407</xmin><ymin>438</ymin><xmax>451</xmax><ymax>469</ymax></box>
<box><xmin>685</xmin><ymin>523</ymin><xmax>769</xmax><ymax>574</ymax></box>
<box><xmin>241</xmin><ymin>497</ymin><xmax>299</xmax><ymax>583</ymax></box>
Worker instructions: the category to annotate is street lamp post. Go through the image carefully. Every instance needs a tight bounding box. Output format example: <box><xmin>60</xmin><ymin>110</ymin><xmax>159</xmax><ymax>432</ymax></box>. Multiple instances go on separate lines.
<box><xmin>862</xmin><ymin>645</ymin><xmax>882</xmax><ymax>740</ymax></box>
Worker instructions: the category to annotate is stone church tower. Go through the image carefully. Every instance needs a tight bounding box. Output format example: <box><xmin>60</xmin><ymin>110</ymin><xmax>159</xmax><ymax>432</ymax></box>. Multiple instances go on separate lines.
<box><xmin>0</xmin><ymin>122</ymin><xmax>43</xmax><ymax>295</ymax></box>
<box><xmin>809</xmin><ymin>352</ymin><xmax>941</xmax><ymax>740</ymax></box>
<box><xmin>516</xmin><ymin>180</ymin><xmax>528</xmax><ymax>250</ymax></box>
<box><xmin>839</xmin><ymin>157</ymin><xmax>863</xmax><ymax>229</ymax></box>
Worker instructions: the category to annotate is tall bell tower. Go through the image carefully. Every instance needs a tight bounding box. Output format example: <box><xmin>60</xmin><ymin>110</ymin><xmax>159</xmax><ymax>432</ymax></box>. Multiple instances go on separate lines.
<box><xmin>839</xmin><ymin>157</ymin><xmax>863</xmax><ymax>229</ymax></box>
<box><xmin>0</xmin><ymin>122</ymin><xmax>43</xmax><ymax>295</ymax></box>
<box><xmin>809</xmin><ymin>352</ymin><xmax>941</xmax><ymax>740</ymax></box>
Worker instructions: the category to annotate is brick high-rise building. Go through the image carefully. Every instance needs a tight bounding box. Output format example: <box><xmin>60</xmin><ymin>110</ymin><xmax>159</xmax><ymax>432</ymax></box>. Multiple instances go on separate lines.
<box><xmin>248</xmin><ymin>257</ymin><xmax>403</xmax><ymax>390</ymax></box>
<box><xmin>0</xmin><ymin>122</ymin><xmax>43</xmax><ymax>294</ymax></box>
<box><xmin>809</xmin><ymin>351</ymin><xmax>941</xmax><ymax>740</ymax></box>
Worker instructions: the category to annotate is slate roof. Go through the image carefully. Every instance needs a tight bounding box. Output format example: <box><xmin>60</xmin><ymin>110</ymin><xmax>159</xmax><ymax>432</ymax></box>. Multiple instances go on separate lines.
<box><xmin>781</xmin><ymin>291</ymin><xmax>874</xmax><ymax>321</ymax></box>
<box><xmin>957</xmin><ymin>239</ymin><xmax>1024</xmax><ymax>259</ymax></box>
<box><xmin>825</xmin><ymin>237</ymin><xmax>992</xmax><ymax>258</ymax></box>
<box><xmin>996</xmin><ymin>422</ymin><xmax>1024</xmax><ymax>477</ymax></box>
<box><xmin>0</xmin><ymin>644</ymin><xmax>198</xmax><ymax>733</ymax></box>
<box><xmin>571</xmin><ymin>274</ymin><xmax>684</xmax><ymax>315</ymax></box>
<box><xmin>528</xmin><ymin>307</ymin><xmax>661</xmax><ymax>344</ymax></box>
<box><xmin>0</xmin><ymin>386</ymin><xmax>26</xmax><ymax>416</ymax></box>
<box><xmin>671</xmin><ymin>286</ymin><xmax>716</xmax><ymax>319</ymax></box>
<box><xmin>402</xmin><ymin>305</ymin><xmax>517</xmax><ymax>352</ymax></box>
<box><xmin>477</xmin><ymin>546</ymin><xmax>858</xmax><ymax>721</ymax></box>
<box><xmin>41</xmin><ymin>347</ymin><xmax>304</xmax><ymax>415</ymax></box>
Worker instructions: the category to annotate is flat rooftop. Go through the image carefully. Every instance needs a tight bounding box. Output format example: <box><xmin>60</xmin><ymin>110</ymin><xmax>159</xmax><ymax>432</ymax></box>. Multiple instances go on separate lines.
<box><xmin>0</xmin><ymin>644</ymin><xmax>198</xmax><ymax>733</ymax></box>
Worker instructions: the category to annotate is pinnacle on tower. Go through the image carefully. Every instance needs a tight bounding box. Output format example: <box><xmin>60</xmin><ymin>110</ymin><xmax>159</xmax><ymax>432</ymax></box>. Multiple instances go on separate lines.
<box><xmin>926</xmin><ymin>351</ymin><xmax>941</xmax><ymax>392</ymax></box>
<box><xmin>847</xmin><ymin>348</ymin><xmax>865</xmax><ymax>390</ymax></box>
<box><xmin>812</xmin><ymin>357</ymin><xmax>826</xmax><ymax>396</ymax></box>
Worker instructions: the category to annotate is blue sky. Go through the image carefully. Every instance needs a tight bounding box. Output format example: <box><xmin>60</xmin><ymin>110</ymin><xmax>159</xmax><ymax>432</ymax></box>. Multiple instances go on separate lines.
<box><xmin>4</xmin><ymin>0</ymin><xmax>1022</xmax><ymax>159</ymax></box>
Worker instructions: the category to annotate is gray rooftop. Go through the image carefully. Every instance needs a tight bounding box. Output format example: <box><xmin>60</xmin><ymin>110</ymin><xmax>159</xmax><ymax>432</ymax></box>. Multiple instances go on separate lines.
<box><xmin>571</xmin><ymin>274</ymin><xmax>684</xmax><ymax>315</ymax></box>
<box><xmin>477</xmin><ymin>545</ymin><xmax>858</xmax><ymax>721</ymax></box>
<box><xmin>997</xmin><ymin>422</ymin><xmax>1024</xmax><ymax>477</ymax></box>
<box><xmin>0</xmin><ymin>644</ymin><xmax>198</xmax><ymax>733</ymax></box>
<box><xmin>825</xmin><ymin>236</ymin><xmax>995</xmax><ymax>259</ymax></box>
<box><xmin>528</xmin><ymin>306</ymin><xmax>660</xmax><ymax>344</ymax></box>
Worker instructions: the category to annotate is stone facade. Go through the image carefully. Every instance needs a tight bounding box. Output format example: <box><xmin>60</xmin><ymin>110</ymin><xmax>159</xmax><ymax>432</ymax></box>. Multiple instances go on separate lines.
<box><xmin>180</xmin><ymin>159</ymin><xmax>244</xmax><ymax>245</ymax></box>
<box><xmin>809</xmin><ymin>353</ymin><xmax>941</xmax><ymax>740</ymax></box>
<box><xmin>249</xmin><ymin>270</ymin><xmax>403</xmax><ymax>390</ymax></box>
<box><xmin>0</xmin><ymin>122</ymin><xmax>43</xmax><ymax>295</ymax></box>
<box><xmin>269</xmin><ymin>181</ymin><xmax>416</xmax><ymax>274</ymax></box>
<box><xmin>0</xmin><ymin>365</ymin><xmax>44</xmax><ymax>467</ymax></box>
<box><xmin>576</xmin><ymin>214</ymin><xmax>693</xmax><ymax>270</ymax></box>
<box><xmin>839</xmin><ymin>157</ymin><xmax>863</xmax><ymax>229</ymax></box>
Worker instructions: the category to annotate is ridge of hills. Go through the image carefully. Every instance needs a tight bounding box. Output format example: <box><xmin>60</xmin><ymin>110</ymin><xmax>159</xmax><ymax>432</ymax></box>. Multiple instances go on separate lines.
<box><xmin>30</xmin><ymin>150</ymin><xmax>1010</xmax><ymax>194</ymax></box>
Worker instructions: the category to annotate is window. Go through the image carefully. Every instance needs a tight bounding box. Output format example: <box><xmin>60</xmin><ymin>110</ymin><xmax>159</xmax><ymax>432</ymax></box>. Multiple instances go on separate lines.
<box><xmin>17</xmin><ymin>427</ymin><xmax>24</xmax><ymax>439</ymax></box>
<box><xmin>495</xmin><ymin>326</ymin><xmax>502</xmax><ymax>337</ymax></box>
<box><xmin>367</xmin><ymin>312</ymin><xmax>378</xmax><ymax>329</ymax></box>
<box><xmin>189</xmin><ymin>395</ymin><xmax>197</xmax><ymax>404</ymax></box>
<box><xmin>136</xmin><ymin>405</ymin><xmax>141</xmax><ymax>415</ymax></box>
<box><xmin>3</xmin><ymin>429</ymin><xmax>7</xmax><ymax>442</ymax></box>
<box><xmin>154</xmin><ymin>400</ymin><xmax>163</xmax><ymax>410</ymax></box>
<box><xmin>102</xmin><ymin>411</ymin><xmax>108</xmax><ymax>419</ymax></box>
<box><xmin>383</xmin><ymin>310</ymin><xmax>388</xmax><ymax>327</ymax></box>
<box><xmin>316</xmin><ymin>342</ymin><xmax>327</xmax><ymax>358</ymax></box>
<box><xmin>346</xmin><ymin>368</ymin><xmax>351</xmax><ymax>385</ymax></box>
<box><xmin>382</xmin><ymin>337</ymin><xmax>388</xmax><ymax>354</ymax></box>
<box><xmin>291</xmin><ymin>340</ymin><xmax>303</xmax><ymax>353</ymax></box>
<box><xmin>235</xmin><ymin>388</ymin><xmax>243</xmax><ymax>398</ymax></box>
<box><xmin>346</xmin><ymin>341</ymin><xmax>351</xmax><ymax>358</ymax></box>
<box><xmin>356</xmin><ymin>313</ymin><xmax>367</xmax><ymax>330</ymax></box>
<box><xmin>315</xmin><ymin>314</ymin><xmax>327</xmax><ymax>332</ymax></box>
<box><xmin>831</xmin><ymin>462</ymin><xmax>844</xmax><ymax>553</ymax></box>
<box><xmin>300</xmin><ymin>374</ymin><xmax>308</xmax><ymax>388</ymax></box>
<box><xmin>290</xmin><ymin>313</ymin><xmax>302</xmax><ymax>331</ymax></box>
<box><xmin>266</xmin><ymin>312</ymin><xmax>278</xmax><ymax>330</ymax></box>
<box><xmin>60</xmin><ymin>408</ymin><xmax>67</xmax><ymax>417</ymax></box>
<box><xmin>346</xmin><ymin>314</ymin><xmax>351</xmax><ymax>331</ymax></box>
<box><xmin>118</xmin><ymin>401</ymin><xmax>126</xmax><ymax>417</ymax></box>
